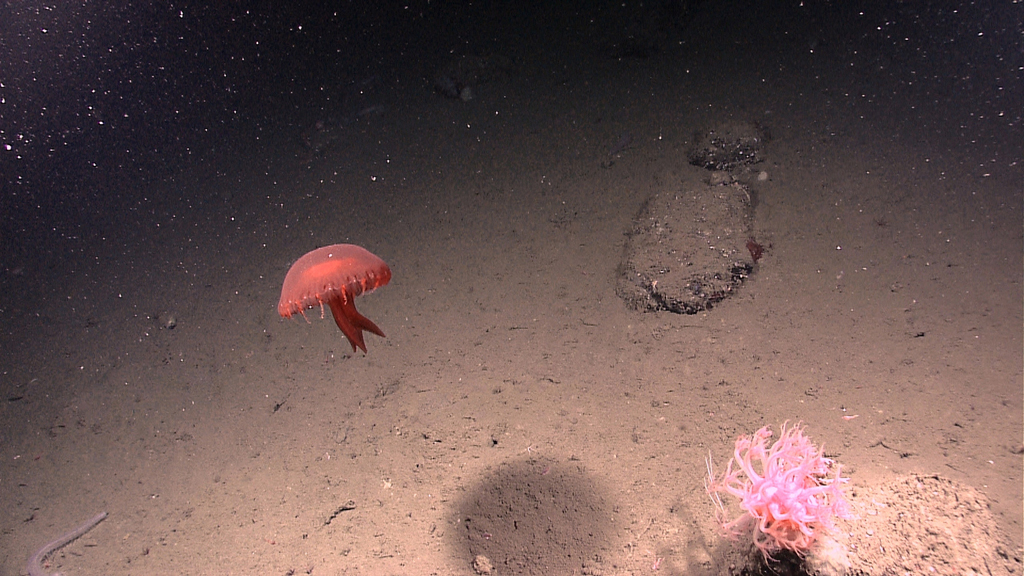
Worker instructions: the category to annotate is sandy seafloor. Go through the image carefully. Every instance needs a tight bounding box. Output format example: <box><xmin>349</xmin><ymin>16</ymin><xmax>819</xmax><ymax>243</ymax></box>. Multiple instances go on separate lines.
<box><xmin>1</xmin><ymin>2</ymin><xmax>1021</xmax><ymax>575</ymax></box>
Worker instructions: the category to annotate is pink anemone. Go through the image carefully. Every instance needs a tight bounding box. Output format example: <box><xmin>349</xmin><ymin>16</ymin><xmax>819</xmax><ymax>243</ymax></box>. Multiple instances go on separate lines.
<box><xmin>706</xmin><ymin>422</ymin><xmax>851</xmax><ymax>560</ymax></box>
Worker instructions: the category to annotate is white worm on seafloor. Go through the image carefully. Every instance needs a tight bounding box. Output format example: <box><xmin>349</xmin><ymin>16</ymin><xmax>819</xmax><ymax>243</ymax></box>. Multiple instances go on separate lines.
<box><xmin>26</xmin><ymin>512</ymin><xmax>108</xmax><ymax>576</ymax></box>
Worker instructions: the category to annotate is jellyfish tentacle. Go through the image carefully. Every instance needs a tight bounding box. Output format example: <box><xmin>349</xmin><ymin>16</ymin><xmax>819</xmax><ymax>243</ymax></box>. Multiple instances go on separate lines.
<box><xmin>328</xmin><ymin>296</ymin><xmax>367</xmax><ymax>353</ymax></box>
<box><xmin>327</xmin><ymin>294</ymin><xmax>385</xmax><ymax>353</ymax></box>
<box><xmin>344</xmin><ymin>298</ymin><xmax>386</xmax><ymax>338</ymax></box>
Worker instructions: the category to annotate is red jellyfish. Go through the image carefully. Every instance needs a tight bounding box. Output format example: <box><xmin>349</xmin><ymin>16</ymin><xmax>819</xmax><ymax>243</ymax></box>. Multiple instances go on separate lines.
<box><xmin>278</xmin><ymin>244</ymin><xmax>392</xmax><ymax>353</ymax></box>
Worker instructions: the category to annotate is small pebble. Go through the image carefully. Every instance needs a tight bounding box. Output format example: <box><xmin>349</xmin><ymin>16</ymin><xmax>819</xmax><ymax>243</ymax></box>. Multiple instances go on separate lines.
<box><xmin>709</xmin><ymin>171</ymin><xmax>732</xmax><ymax>185</ymax></box>
<box><xmin>472</xmin><ymin>554</ymin><xmax>493</xmax><ymax>575</ymax></box>
<box><xmin>757</xmin><ymin>171</ymin><xmax>769</xmax><ymax>181</ymax></box>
